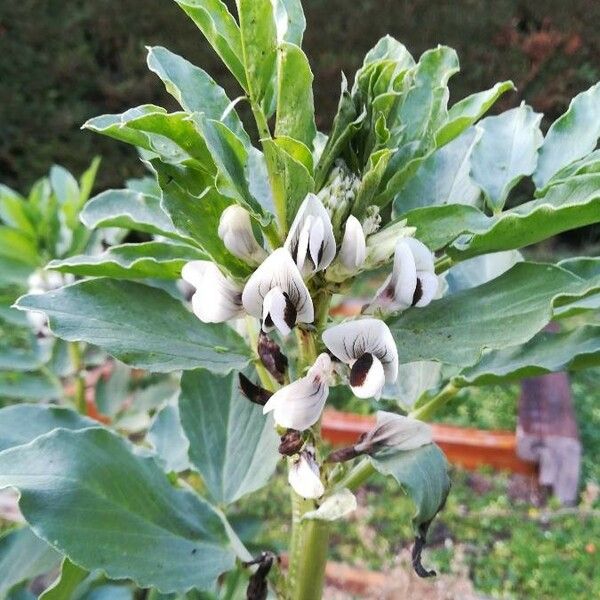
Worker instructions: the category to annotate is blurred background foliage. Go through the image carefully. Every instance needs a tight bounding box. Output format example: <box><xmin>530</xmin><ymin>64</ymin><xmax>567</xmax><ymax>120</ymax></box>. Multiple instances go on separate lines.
<box><xmin>2</xmin><ymin>0</ymin><xmax>600</xmax><ymax>200</ymax></box>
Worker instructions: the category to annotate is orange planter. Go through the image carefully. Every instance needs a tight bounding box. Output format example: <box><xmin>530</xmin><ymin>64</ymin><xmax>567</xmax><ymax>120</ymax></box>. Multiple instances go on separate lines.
<box><xmin>321</xmin><ymin>409</ymin><xmax>536</xmax><ymax>475</ymax></box>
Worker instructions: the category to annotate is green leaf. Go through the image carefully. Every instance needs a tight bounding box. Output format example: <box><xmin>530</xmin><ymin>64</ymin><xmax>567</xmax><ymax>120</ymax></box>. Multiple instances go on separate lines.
<box><xmin>147</xmin><ymin>46</ymin><xmax>250</xmax><ymax>146</ymax></box>
<box><xmin>0</xmin><ymin>527</ymin><xmax>61</xmax><ymax>597</ymax></box>
<box><xmin>534</xmin><ymin>82</ymin><xmax>600</xmax><ymax>189</ymax></box>
<box><xmin>0</xmin><ymin>185</ymin><xmax>35</xmax><ymax>237</ymax></box>
<box><xmin>470</xmin><ymin>103</ymin><xmax>543</xmax><ymax>212</ymax></box>
<box><xmin>274</xmin><ymin>0</ymin><xmax>306</xmax><ymax>46</ymax></box>
<box><xmin>455</xmin><ymin>325</ymin><xmax>600</xmax><ymax>387</ymax></box>
<box><xmin>40</xmin><ymin>558</ymin><xmax>89</xmax><ymax>600</ymax></box>
<box><xmin>435</xmin><ymin>81</ymin><xmax>515</xmax><ymax>146</ymax></box>
<box><xmin>179</xmin><ymin>369</ymin><xmax>279</xmax><ymax>505</ymax></box>
<box><xmin>148</xmin><ymin>402</ymin><xmax>191</xmax><ymax>474</ymax></box>
<box><xmin>157</xmin><ymin>165</ymin><xmax>253</xmax><ymax>279</ymax></box>
<box><xmin>275</xmin><ymin>42</ymin><xmax>316</xmax><ymax>150</ymax></box>
<box><xmin>393</xmin><ymin>127</ymin><xmax>481</xmax><ymax>214</ymax></box>
<box><xmin>0</xmin><ymin>428</ymin><xmax>236</xmax><ymax>593</ymax></box>
<box><xmin>0</xmin><ymin>371</ymin><xmax>61</xmax><ymax>402</ymax></box>
<box><xmin>48</xmin><ymin>241</ymin><xmax>207</xmax><ymax>280</ymax></box>
<box><xmin>237</xmin><ymin>0</ymin><xmax>278</xmax><ymax>112</ymax></box>
<box><xmin>78</xmin><ymin>157</ymin><xmax>102</xmax><ymax>206</ymax></box>
<box><xmin>0</xmin><ymin>227</ymin><xmax>39</xmax><ymax>267</ymax></box>
<box><xmin>0</xmin><ymin>405</ymin><xmax>96</xmax><ymax>453</ymax></box>
<box><xmin>445</xmin><ymin>250</ymin><xmax>522</xmax><ymax>293</ymax></box>
<box><xmin>81</xmin><ymin>189</ymin><xmax>190</xmax><ymax>243</ymax></box>
<box><xmin>263</xmin><ymin>139</ymin><xmax>314</xmax><ymax>226</ymax></box>
<box><xmin>174</xmin><ymin>0</ymin><xmax>247</xmax><ymax>89</ymax></box>
<box><xmin>403</xmin><ymin>173</ymin><xmax>600</xmax><ymax>260</ymax></box>
<box><xmin>94</xmin><ymin>361</ymin><xmax>131</xmax><ymax>417</ymax></box>
<box><xmin>50</xmin><ymin>165</ymin><xmax>80</xmax><ymax>206</ymax></box>
<box><xmin>386</xmin><ymin>261</ymin><xmax>600</xmax><ymax>367</ymax></box>
<box><xmin>0</xmin><ymin>343</ymin><xmax>46</xmax><ymax>372</ymax></box>
<box><xmin>15</xmin><ymin>279</ymin><xmax>252</xmax><ymax>374</ymax></box>
<box><xmin>370</xmin><ymin>443</ymin><xmax>450</xmax><ymax>533</ymax></box>
<box><xmin>0</xmin><ymin>257</ymin><xmax>33</xmax><ymax>286</ymax></box>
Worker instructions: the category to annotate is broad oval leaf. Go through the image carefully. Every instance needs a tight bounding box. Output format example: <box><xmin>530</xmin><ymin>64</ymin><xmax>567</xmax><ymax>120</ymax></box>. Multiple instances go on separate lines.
<box><xmin>15</xmin><ymin>279</ymin><xmax>252</xmax><ymax>374</ymax></box>
<box><xmin>0</xmin><ymin>428</ymin><xmax>236</xmax><ymax>593</ymax></box>
<box><xmin>179</xmin><ymin>369</ymin><xmax>279</xmax><ymax>505</ymax></box>
<box><xmin>148</xmin><ymin>402</ymin><xmax>191</xmax><ymax>474</ymax></box>
<box><xmin>534</xmin><ymin>81</ymin><xmax>600</xmax><ymax>189</ymax></box>
<box><xmin>455</xmin><ymin>325</ymin><xmax>600</xmax><ymax>387</ymax></box>
<box><xmin>0</xmin><ymin>405</ymin><xmax>96</xmax><ymax>453</ymax></box>
<box><xmin>147</xmin><ymin>46</ymin><xmax>250</xmax><ymax>147</ymax></box>
<box><xmin>47</xmin><ymin>241</ymin><xmax>207</xmax><ymax>280</ymax></box>
<box><xmin>40</xmin><ymin>558</ymin><xmax>89</xmax><ymax>600</ymax></box>
<box><xmin>386</xmin><ymin>261</ymin><xmax>600</xmax><ymax>367</ymax></box>
<box><xmin>0</xmin><ymin>371</ymin><xmax>61</xmax><ymax>402</ymax></box>
<box><xmin>470</xmin><ymin>103</ymin><xmax>543</xmax><ymax>212</ymax></box>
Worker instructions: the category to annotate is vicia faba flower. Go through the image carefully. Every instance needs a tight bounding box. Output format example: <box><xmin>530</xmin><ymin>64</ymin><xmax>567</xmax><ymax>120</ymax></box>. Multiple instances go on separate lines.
<box><xmin>322</xmin><ymin>318</ymin><xmax>398</xmax><ymax>399</ymax></box>
<box><xmin>371</xmin><ymin>237</ymin><xmax>438</xmax><ymax>312</ymax></box>
<box><xmin>338</xmin><ymin>215</ymin><xmax>366</xmax><ymax>270</ymax></box>
<box><xmin>354</xmin><ymin>411</ymin><xmax>432</xmax><ymax>454</ymax></box>
<box><xmin>263</xmin><ymin>353</ymin><xmax>332</xmax><ymax>431</ymax></box>
<box><xmin>288</xmin><ymin>446</ymin><xmax>325</xmax><ymax>499</ymax></box>
<box><xmin>218</xmin><ymin>204</ymin><xmax>267</xmax><ymax>265</ymax></box>
<box><xmin>242</xmin><ymin>248</ymin><xmax>314</xmax><ymax>337</ymax></box>
<box><xmin>285</xmin><ymin>193</ymin><xmax>336</xmax><ymax>274</ymax></box>
<box><xmin>182</xmin><ymin>260</ymin><xmax>244</xmax><ymax>323</ymax></box>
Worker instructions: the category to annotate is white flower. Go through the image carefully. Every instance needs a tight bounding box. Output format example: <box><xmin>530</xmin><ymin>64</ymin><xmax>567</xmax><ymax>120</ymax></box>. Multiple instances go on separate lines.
<box><xmin>263</xmin><ymin>353</ymin><xmax>332</xmax><ymax>431</ymax></box>
<box><xmin>354</xmin><ymin>411</ymin><xmax>432</xmax><ymax>454</ymax></box>
<box><xmin>285</xmin><ymin>194</ymin><xmax>336</xmax><ymax>274</ymax></box>
<box><xmin>182</xmin><ymin>260</ymin><xmax>244</xmax><ymax>323</ymax></box>
<box><xmin>338</xmin><ymin>215</ymin><xmax>366</xmax><ymax>270</ymax></box>
<box><xmin>218</xmin><ymin>204</ymin><xmax>267</xmax><ymax>265</ymax></box>
<box><xmin>26</xmin><ymin>270</ymin><xmax>74</xmax><ymax>334</ymax></box>
<box><xmin>322</xmin><ymin>318</ymin><xmax>398</xmax><ymax>399</ymax></box>
<box><xmin>372</xmin><ymin>238</ymin><xmax>438</xmax><ymax>311</ymax></box>
<box><xmin>288</xmin><ymin>447</ymin><xmax>325</xmax><ymax>499</ymax></box>
<box><xmin>242</xmin><ymin>248</ymin><xmax>314</xmax><ymax>336</ymax></box>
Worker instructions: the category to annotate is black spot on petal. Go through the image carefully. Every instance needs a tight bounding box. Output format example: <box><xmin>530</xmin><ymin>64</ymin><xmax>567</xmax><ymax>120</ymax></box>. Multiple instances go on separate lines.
<box><xmin>283</xmin><ymin>292</ymin><xmax>297</xmax><ymax>329</ymax></box>
<box><xmin>350</xmin><ymin>353</ymin><xmax>373</xmax><ymax>387</ymax></box>
<box><xmin>412</xmin><ymin>278</ymin><xmax>423</xmax><ymax>306</ymax></box>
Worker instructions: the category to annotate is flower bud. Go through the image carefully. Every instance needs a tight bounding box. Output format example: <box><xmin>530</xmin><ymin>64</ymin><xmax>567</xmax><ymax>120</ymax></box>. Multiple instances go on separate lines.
<box><xmin>279</xmin><ymin>429</ymin><xmax>304</xmax><ymax>456</ymax></box>
<box><xmin>218</xmin><ymin>205</ymin><xmax>267</xmax><ymax>265</ymax></box>
<box><xmin>338</xmin><ymin>215</ymin><xmax>366</xmax><ymax>270</ymax></box>
<box><xmin>182</xmin><ymin>261</ymin><xmax>244</xmax><ymax>323</ymax></box>
<box><xmin>257</xmin><ymin>332</ymin><xmax>288</xmax><ymax>384</ymax></box>
<box><xmin>288</xmin><ymin>447</ymin><xmax>325</xmax><ymax>499</ymax></box>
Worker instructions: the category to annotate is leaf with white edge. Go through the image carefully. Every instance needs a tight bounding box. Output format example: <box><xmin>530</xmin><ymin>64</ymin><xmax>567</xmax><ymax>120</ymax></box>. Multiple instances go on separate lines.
<box><xmin>40</xmin><ymin>558</ymin><xmax>89</xmax><ymax>600</ymax></box>
<box><xmin>534</xmin><ymin>82</ymin><xmax>600</xmax><ymax>189</ymax></box>
<box><xmin>470</xmin><ymin>103</ymin><xmax>543</xmax><ymax>212</ymax></box>
<box><xmin>0</xmin><ymin>372</ymin><xmax>61</xmax><ymax>402</ymax></box>
<box><xmin>302</xmin><ymin>489</ymin><xmax>357</xmax><ymax>522</ymax></box>
<box><xmin>274</xmin><ymin>0</ymin><xmax>306</xmax><ymax>46</ymax></box>
<box><xmin>179</xmin><ymin>369</ymin><xmax>279</xmax><ymax>505</ymax></box>
<box><xmin>147</xmin><ymin>46</ymin><xmax>250</xmax><ymax>146</ymax></box>
<box><xmin>386</xmin><ymin>261</ymin><xmax>600</xmax><ymax>367</ymax></box>
<box><xmin>148</xmin><ymin>402</ymin><xmax>191</xmax><ymax>474</ymax></box>
<box><xmin>370</xmin><ymin>443</ymin><xmax>450</xmax><ymax>576</ymax></box>
<box><xmin>82</xmin><ymin>189</ymin><xmax>190</xmax><ymax>243</ymax></box>
<box><xmin>15</xmin><ymin>279</ymin><xmax>252</xmax><ymax>373</ymax></box>
<box><xmin>551</xmin><ymin>257</ymin><xmax>600</xmax><ymax>319</ymax></box>
<box><xmin>175</xmin><ymin>0</ymin><xmax>247</xmax><ymax>89</ymax></box>
<box><xmin>0</xmin><ymin>527</ymin><xmax>61</xmax><ymax>597</ymax></box>
<box><xmin>47</xmin><ymin>242</ymin><xmax>207</xmax><ymax>280</ymax></box>
<box><xmin>276</xmin><ymin>42</ymin><xmax>316</xmax><ymax>150</ymax></box>
<box><xmin>454</xmin><ymin>326</ymin><xmax>600</xmax><ymax>387</ymax></box>
<box><xmin>403</xmin><ymin>173</ymin><xmax>600</xmax><ymax>260</ymax></box>
<box><xmin>0</xmin><ymin>428</ymin><xmax>236</xmax><ymax>593</ymax></box>
<box><xmin>0</xmin><ymin>405</ymin><xmax>97</xmax><ymax>453</ymax></box>
<box><xmin>237</xmin><ymin>0</ymin><xmax>278</xmax><ymax>113</ymax></box>
<box><xmin>394</xmin><ymin>127</ymin><xmax>482</xmax><ymax>214</ymax></box>
<box><xmin>435</xmin><ymin>81</ymin><xmax>515</xmax><ymax>146</ymax></box>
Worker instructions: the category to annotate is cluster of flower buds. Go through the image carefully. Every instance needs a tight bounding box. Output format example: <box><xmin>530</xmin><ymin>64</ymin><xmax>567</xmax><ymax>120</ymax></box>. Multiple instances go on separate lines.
<box><xmin>182</xmin><ymin>178</ymin><xmax>441</xmax><ymax>500</ymax></box>
<box><xmin>26</xmin><ymin>270</ymin><xmax>74</xmax><ymax>335</ymax></box>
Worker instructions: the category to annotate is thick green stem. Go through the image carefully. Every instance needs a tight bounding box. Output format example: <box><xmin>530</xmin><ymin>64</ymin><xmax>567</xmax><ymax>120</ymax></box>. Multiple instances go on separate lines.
<box><xmin>409</xmin><ymin>381</ymin><xmax>461</xmax><ymax>421</ymax></box>
<box><xmin>337</xmin><ymin>457</ymin><xmax>376</xmax><ymax>492</ymax></box>
<box><xmin>434</xmin><ymin>254</ymin><xmax>454</xmax><ymax>274</ymax></box>
<box><xmin>68</xmin><ymin>341</ymin><xmax>86</xmax><ymax>414</ymax></box>
<box><xmin>287</xmin><ymin>490</ymin><xmax>330</xmax><ymax>600</ymax></box>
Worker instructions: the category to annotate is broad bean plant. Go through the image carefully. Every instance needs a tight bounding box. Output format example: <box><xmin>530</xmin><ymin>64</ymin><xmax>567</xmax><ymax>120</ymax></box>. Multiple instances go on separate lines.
<box><xmin>3</xmin><ymin>0</ymin><xmax>600</xmax><ymax>598</ymax></box>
